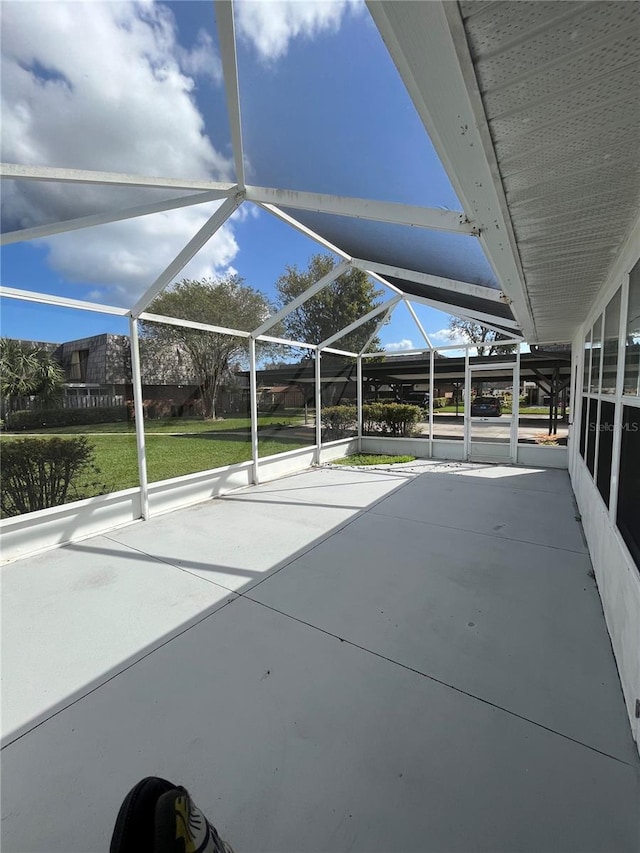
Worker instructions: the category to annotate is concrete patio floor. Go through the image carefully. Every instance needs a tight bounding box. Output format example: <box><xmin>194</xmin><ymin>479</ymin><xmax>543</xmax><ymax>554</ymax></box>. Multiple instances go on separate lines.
<box><xmin>2</xmin><ymin>462</ymin><xmax>639</xmax><ymax>852</ymax></box>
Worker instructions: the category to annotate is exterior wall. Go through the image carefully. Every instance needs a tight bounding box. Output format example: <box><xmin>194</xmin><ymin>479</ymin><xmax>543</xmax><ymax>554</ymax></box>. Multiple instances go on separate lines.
<box><xmin>569</xmin><ymin>217</ymin><xmax>640</xmax><ymax>752</ymax></box>
<box><xmin>56</xmin><ymin>334</ymin><xmax>131</xmax><ymax>385</ymax></box>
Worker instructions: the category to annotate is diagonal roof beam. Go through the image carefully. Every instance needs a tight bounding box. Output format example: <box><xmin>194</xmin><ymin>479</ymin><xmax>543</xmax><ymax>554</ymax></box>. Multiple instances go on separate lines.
<box><xmin>0</xmin><ymin>285</ymin><xmax>127</xmax><ymax>316</ymax></box>
<box><xmin>359</xmin><ymin>300</ymin><xmax>400</xmax><ymax>355</ymax></box>
<box><xmin>361</xmin><ymin>267</ymin><xmax>521</xmax><ymax>335</ymax></box>
<box><xmin>215</xmin><ymin>1</ymin><xmax>245</xmax><ymax>189</ymax></box>
<box><xmin>403</xmin><ymin>299</ymin><xmax>433</xmax><ymax>349</ymax></box>
<box><xmin>350</xmin><ymin>258</ymin><xmax>506</xmax><ymax>304</ymax></box>
<box><xmin>255</xmin><ymin>202</ymin><xmax>352</xmax><ymax>260</ymax></box>
<box><xmin>0</xmin><ymin>162</ymin><xmax>237</xmax><ymax>195</ymax></box>
<box><xmin>1</xmin><ymin>191</ymin><xmax>227</xmax><ymax>246</ymax></box>
<box><xmin>319</xmin><ymin>296</ymin><xmax>402</xmax><ymax>350</ymax></box>
<box><xmin>407</xmin><ymin>293</ymin><xmax>523</xmax><ymax>339</ymax></box>
<box><xmin>252</xmin><ymin>260</ymin><xmax>350</xmax><ymax>337</ymax></box>
<box><xmin>246</xmin><ymin>186</ymin><xmax>478</xmax><ymax>235</ymax></box>
<box><xmin>131</xmin><ymin>195</ymin><xmax>242</xmax><ymax>317</ymax></box>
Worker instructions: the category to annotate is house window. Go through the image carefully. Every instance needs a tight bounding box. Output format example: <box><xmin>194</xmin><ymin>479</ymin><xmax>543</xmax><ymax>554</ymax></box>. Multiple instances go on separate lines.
<box><xmin>579</xmin><ymin>397</ymin><xmax>589</xmax><ymax>458</ymax></box>
<box><xmin>601</xmin><ymin>288</ymin><xmax>621</xmax><ymax>395</ymax></box>
<box><xmin>582</xmin><ymin>329</ymin><xmax>591</xmax><ymax>393</ymax></box>
<box><xmin>617</xmin><ymin>406</ymin><xmax>640</xmax><ymax>568</ymax></box>
<box><xmin>585</xmin><ymin>398</ymin><xmax>598</xmax><ymax>475</ymax></box>
<box><xmin>69</xmin><ymin>349</ymin><xmax>89</xmax><ymax>382</ymax></box>
<box><xmin>596</xmin><ymin>401</ymin><xmax>615</xmax><ymax>506</ymax></box>
<box><xmin>590</xmin><ymin>315</ymin><xmax>602</xmax><ymax>394</ymax></box>
<box><xmin>623</xmin><ymin>260</ymin><xmax>640</xmax><ymax>396</ymax></box>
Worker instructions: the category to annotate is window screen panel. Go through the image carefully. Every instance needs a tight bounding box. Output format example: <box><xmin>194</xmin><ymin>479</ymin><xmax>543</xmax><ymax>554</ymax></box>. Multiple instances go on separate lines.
<box><xmin>623</xmin><ymin>260</ymin><xmax>640</xmax><ymax>396</ymax></box>
<box><xmin>596</xmin><ymin>401</ymin><xmax>615</xmax><ymax>506</ymax></box>
<box><xmin>602</xmin><ymin>288</ymin><xmax>621</xmax><ymax>395</ymax></box>
<box><xmin>617</xmin><ymin>406</ymin><xmax>640</xmax><ymax>570</ymax></box>
<box><xmin>585</xmin><ymin>398</ymin><xmax>598</xmax><ymax>475</ymax></box>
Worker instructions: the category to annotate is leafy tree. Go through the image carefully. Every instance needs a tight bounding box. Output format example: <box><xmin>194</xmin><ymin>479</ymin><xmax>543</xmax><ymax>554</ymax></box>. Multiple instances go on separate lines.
<box><xmin>142</xmin><ymin>276</ymin><xmax>274</xmax><ymax>420</ymax></box>
<box><xmin>447</xmin><ymin>317</ymin><xmax>517</xmax><ymax>356</ymax></box>
<box><xmin>275</xmin><ymin>254</ymin><xmax>384</xmax><ymax>354</ymax></box>
<box><xmin>0</xmin><ymin>338</ymin><xmax>65</xmax><ymax>407</ymax></box>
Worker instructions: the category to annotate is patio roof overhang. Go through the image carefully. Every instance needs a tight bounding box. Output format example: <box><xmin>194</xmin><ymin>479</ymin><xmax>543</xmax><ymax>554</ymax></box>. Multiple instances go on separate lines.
<box><xmin>369</xmin><ymin>0</ymin><xmax>640</xmax><ymax>343</ymax></box>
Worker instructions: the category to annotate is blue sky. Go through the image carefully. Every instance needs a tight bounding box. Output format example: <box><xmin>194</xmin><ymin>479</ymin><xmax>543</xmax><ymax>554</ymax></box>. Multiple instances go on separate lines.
<box><xmin>0</xmin><ymin>0</ymin><xmax>483</xmax><ymax>352</ymax></box>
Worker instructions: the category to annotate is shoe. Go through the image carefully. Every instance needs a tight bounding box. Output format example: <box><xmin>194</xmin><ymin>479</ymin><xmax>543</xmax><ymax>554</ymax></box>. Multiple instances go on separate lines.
<box><xmin>110</xmin><ymin>776</ymin><xmax>235</xmax><ymax>853</ymax></box>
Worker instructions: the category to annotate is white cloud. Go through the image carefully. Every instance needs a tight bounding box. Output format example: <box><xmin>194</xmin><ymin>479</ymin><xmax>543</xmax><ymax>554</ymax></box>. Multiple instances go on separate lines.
<box><xmin>235</xmin><ymin>0</ymin><xmax>363</xmax><ymax>62</ymax></box>
<box><xmin>429</xmin><ymin>328</ymin><xmax>466</xmax><ymax>345</ymax></box>
<box><xmin>384</xmin><ymin>339</ymin><xmax>414</xmax><ymax>352</ymax></box>
<box><xmin>1</xmin><ymin>1</ymin><xmax>237</xmax><ymax>303</ymax></box>
<box><xmin>176</xmin><ymin>29</ymin><xmax>223</xmax><ymax>83</ymax></box>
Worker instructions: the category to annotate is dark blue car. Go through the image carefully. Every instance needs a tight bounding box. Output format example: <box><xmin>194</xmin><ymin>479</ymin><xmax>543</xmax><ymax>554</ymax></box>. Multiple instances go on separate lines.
<box><xmin>471</xmin><ymin>396</ymin><xmax>503</xmax><ymax>417</ymax></box>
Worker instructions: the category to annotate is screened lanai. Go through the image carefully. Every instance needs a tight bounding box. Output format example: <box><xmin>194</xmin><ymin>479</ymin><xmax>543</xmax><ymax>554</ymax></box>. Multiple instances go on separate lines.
<box><xmin>1</xmin><ymin>2</ymin><xmax>640</xmax><ymax>851</ymax></box>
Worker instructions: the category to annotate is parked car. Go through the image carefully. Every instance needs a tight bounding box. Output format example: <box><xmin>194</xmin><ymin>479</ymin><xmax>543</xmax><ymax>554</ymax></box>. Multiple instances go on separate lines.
<box><xmin>471</xmin><ymin>396</ymin><xmax>502</xmax><ymax>417</ymax></box>
<box><xmin>397</xmin><ymin>391</ymin><xmax>429</xmax><ymax>407</ymax></box>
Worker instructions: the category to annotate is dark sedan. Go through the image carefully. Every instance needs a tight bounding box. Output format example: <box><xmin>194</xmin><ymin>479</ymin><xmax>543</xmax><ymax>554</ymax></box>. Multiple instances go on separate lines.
<box><xmin>470</xmin><ymin>396</ymin><xmax>503</xmax><ymax>417</ymax></box>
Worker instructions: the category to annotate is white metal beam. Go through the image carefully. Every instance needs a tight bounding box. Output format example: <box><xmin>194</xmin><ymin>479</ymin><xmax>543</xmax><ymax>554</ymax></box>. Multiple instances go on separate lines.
<box><xmin>366</xmin><ymin>270</ymin><xmax>405</xmax><ymax>297</ymax></box>
<box><xmin>319</xmin><ymin>296</ymin><xmax>401</xmax><ymax>350</ymax></box>
<box><xmin>359</xmin><ymin>300</ymin><xmax>398</xmax><ymax>355</ymax></box>
<box><xmin>404</xmin><ymin>299</ymin><xmax>433</xmax><ymax>349</ymax></box>
<box><xmin>351</xmin><ymin>258</ymin><xmax>506</xmax><ymax>304</ymax></box>
<box><xmin>366</xmin><ymin>1</ymin><xmax>536</xmax><ymax>339</ymax></box>
<box><xmin>246</xmin><ymin>186</ymin><xmax>477</xmax><ymax>235</ymax></box>
<box><xmin>138</xmin><ymin>311</ymin><xmax>250</xmax><ymax>338</ymax></box>
<box><xmin>406</xmin><ymin>292</ymin><xmax>522</xmax><ymax>333</ymax></box>
<box><xmin>255</xmin><ymin>203</ymin><xmax>352</xmax><ymax>260</ymax></box>
<box><xmin>407</xmin><ymin>294</ymin><xmax>520</xmax><ymax>334</ymax></box>
<box><xmin>252</xmin><ymin>260</ymin><xmax>350</xmax><ymax>337</ymax></box>
<box><xmin>0</xmin><ymin>285</ymin><xmax>127</xmax><ymax>316</ymax></box>
<box><xmin>0</xmin><ymin>162</ymin><xmax>237</xmax><ymax>195</ymax></box>
<box><xmin>129</xmin><ymin>317</ymin><xmax>149</xmax><ymax>519</ymax></box>
<box><xmin>315</xmin><ymin>350</ymin><xmax>322</xmax><ymax>462</ymax></box>
<box><xmin>249</xmin><ymin>337</ymin><xmax>259</xmax><ymax>484</ymax></box>
<box><xmin>256</xmin><ymin>334</ymin><xmax>315</xmax><ymax>350</ymax></box>
<box><xmin>1</xmin><ymin>191</ymin><xmax>227</xmax><ymax>246</ymax></box>
<box><xmin>131</xmin><ymin>195</ymin><xmax>241</xmax><ymax>317</ymax></box>
<box><xmin>360</xmin><ymin>266</ymin><xmax>517</xmax><ymax>334</ymax></box>
<box><xmin>323</xmin><ymin>346</ymin><xmax>358</xmax><ymax>358</ymax></box>
<box><xmin>215</xmin><ymin>1</ymin><xmax>245</xmax><ymax>190</ymax></box>
<box><xmin>361</xmin><ymin>348</ymin><xmax>430</xmax><ymax>358</ymax></box>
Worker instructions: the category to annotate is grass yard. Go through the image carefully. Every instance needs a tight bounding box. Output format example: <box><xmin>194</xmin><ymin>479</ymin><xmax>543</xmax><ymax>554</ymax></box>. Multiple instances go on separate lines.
<box><xmin>333</xmin><ymin>453</ymin><xmax>416</xmax><ymax>466</ymax></box>
<box><xmin>16</xmin><ymin>413</ymin><xmax>307</xmax><ymax>435</ymax></box>
<box><xmin>0</xmin><ymin>431</ymin><xmax>312</xmax><ymax>507</ymax></box>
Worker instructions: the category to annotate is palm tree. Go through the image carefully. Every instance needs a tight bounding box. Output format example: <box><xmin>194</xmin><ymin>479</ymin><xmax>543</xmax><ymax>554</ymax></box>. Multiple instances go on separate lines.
<box><xmin>0</xmin><ymin>338</ymin><xmax>65</xmax><ymax>409</ymax></box>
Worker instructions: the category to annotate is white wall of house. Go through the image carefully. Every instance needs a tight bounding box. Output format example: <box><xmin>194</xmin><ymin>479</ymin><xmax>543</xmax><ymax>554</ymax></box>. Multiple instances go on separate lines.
<box><xmin>569</xmin><ymin>217</ymin><xmax>640</xmax><ymax>752</ymax></box>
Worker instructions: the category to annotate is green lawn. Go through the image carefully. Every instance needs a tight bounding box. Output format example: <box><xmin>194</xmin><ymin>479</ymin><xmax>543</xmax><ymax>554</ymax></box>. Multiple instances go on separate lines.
<box><xmin>0</xmin><ymin>429</ymin><xmax>312</xmax><ymax>504</ymax></box>
<box><xmin>333</xmin><ymin>453</ymin><xmax>415</xmax><ymax>466</ymax></box>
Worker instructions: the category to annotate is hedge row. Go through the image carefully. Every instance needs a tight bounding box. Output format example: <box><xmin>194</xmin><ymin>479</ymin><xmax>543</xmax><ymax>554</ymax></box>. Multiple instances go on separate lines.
<box><xmin>321</xmin><ymin>402</ymin><xmax>423</xmax><ymax>439</ymax></box>
<box><xmin>4</xmin><ymin>406</ymin><xmax>129</xmax><ymax>431</ymax></box>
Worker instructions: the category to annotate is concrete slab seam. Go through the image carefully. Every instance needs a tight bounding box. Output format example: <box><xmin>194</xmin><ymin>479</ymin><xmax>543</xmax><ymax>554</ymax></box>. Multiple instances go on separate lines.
<box><xmin>370</xmin><ymin>509</ymin><xmax>588</xmax><ymax>556</ymax></box>
<box><xmin>240</xmin><ymin>595</ymin><xmax>637</xmax><ymax>770</ymax></box>
<box><xmin>1</xmin><ymin>596</ymin><xmax>239</xmax><ymax>751</ymax></box>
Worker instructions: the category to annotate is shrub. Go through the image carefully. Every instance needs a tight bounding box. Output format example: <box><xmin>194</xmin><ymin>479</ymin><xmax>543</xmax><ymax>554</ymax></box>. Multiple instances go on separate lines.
<box><xmin>362</xmin><ymin>402</ymin><xmax>422</xmax><ymax>437</ymax></box>
<box><xmin>0</xmin><ymin>437</ymin><xmax>107</xmax><ymax>517</ymax></box>
<box><xmin>4</xmin><ymin>406</ymin><xmax>129</xmax><ymax>431</ymax></box>
<box><xmin>432</xmin><ymin>397</ymin><xmax>447</xmax><ymax>409</ymax></box>
<box><xmin>321</xmin><ymin>405</ymin><xmax>357</xmax><ymax>439</ymax></box>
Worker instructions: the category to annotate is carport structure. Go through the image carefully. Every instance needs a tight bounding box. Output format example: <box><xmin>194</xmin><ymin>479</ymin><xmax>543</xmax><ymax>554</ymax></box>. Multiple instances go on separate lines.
<box><xmin>1</xmin><ymin>2</ymin><xmax>640</xmax><ymax>851</ymax></box>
